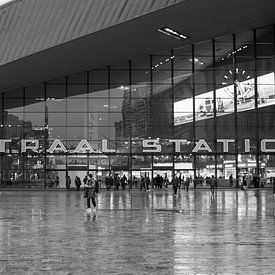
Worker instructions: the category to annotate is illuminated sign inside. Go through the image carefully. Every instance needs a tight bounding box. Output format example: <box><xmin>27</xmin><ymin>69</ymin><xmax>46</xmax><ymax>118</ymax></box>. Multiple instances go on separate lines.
<box><xmin>1</xmin><ymin>138</ymin><xmax>275</xmax><ymax>153</ymax></box>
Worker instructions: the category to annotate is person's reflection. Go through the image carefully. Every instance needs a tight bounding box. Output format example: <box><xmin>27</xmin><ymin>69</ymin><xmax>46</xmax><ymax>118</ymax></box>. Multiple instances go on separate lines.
<box><xmin>65</xmin><ymin>191</ymin><xmax>71</xmax><ymax>207</ymax></box>
<box><xmin>255</xmin><ymin>189</ymin><xmax>262</xmax><ymax>218</ymax></box>
<box><xmin>121</xmin><ymin>192</ymin><xmax>126</xmax><ymax>210</ymax></box>
<box><xmin>173</xmin><ymin>194</ymin><xmax>177</xmax><ymax>209</ymax></box>
<box><xmin>164</xmin><ymin>190</ymin><xmax>168</xmax><ymax>207</ymax></box>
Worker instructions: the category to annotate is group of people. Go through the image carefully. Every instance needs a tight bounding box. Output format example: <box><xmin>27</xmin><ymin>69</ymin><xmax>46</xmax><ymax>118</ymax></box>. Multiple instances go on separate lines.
<box><xmin>172</xmin><ymin>176</ymin><xmax>192</xmax><ymax>196</ymax></box>
<box><xmin>240</xmin><ymin>174</ymin><xmax>261</xmax><ymax>189</ymax></box>
<box><xmin>105</xmin><ymin>175</ymin><xmax>128</xmax><ymax>191</ymax></box>
<box><xmin>65</xmin><ymin>175</ymin><xmax>85</xmax><ymax>191</ymax></box>
<box><xmin>103</xmin><ymin>174</ymin><xmax>194</xmax><ymax>194</ymax></box>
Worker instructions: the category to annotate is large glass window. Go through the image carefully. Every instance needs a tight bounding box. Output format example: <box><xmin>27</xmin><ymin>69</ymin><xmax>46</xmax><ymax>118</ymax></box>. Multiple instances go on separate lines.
<box><xmin>0</xmin><ymin>24</ymin><xmax>274</xmax><ymax>188</ymax></box>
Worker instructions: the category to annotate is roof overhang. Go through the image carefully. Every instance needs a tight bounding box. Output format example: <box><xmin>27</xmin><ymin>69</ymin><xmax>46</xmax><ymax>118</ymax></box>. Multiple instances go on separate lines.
<box><xmin>0</xmin><ymin>0</ymin><xmax>275</xmax><ymax>92</ymax></box>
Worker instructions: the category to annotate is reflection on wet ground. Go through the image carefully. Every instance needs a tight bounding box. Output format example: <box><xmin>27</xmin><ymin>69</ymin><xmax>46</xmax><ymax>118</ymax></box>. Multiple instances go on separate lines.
<box><xmin>0</xmin><ymin>189</ymin><xmax>275</xmax><ymax>274</ymax></box>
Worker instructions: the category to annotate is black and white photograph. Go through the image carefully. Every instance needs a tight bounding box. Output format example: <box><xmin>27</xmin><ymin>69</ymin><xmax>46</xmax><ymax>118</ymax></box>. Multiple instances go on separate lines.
<box><xmin>0</xmin><ymin>0</ymin><xmax>275</xmax><ymax>274</ymax></box>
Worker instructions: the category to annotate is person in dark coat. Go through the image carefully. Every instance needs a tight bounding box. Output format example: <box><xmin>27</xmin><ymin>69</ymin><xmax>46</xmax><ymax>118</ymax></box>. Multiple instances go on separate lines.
<box><xmin>172</xmin><ymin>177</ymin><xmax>178</xmax><ymax>196</ymax></box>
<box><xmin>229</xmin><ymin>174</ymin><xmax>233</xmax><ymax>187</ymax></box>
<box><xmin>84</xmin><ymin>174</ymin><xmax>98</xmax><ymax>219</ymax></box>
<box><xmin>55</xmin><ymin>176</ymin><xmax>60</xmax><ymax>188</ymax></box>
<box><xmin>75</xmin><ymin>176</ymin><xmax>81</xmax><ymax>191</ymax></box>
<box><xmin>145</xmin><ymin>176</ymin><xmax>150</xmax><ymax>191</ymax></box>
<box><xmin>66</xmin><ymin>175</ymin><xmax>71</xmax><ymax>190</ymax></box>
<box><xmin>210</xmin><ymin>175</ymin><xmax>216</xmax><ymax>195</ymax></box>
<box><xmin>140</xmin><ymin>176</ymin><xmax>146</xmax><ymax>191</ymax></box>
<box><xmin>114</xmin><ymin>175</ymin><xmax>120</xmax><ymax>191</ymax></box>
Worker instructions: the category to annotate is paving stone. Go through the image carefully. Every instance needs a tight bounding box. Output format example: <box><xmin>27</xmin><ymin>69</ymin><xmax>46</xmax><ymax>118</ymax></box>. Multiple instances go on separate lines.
<box><xmin>0</xmin><ymin>189</ymin><xmax>275</xmax><ymax>274</ymax></box>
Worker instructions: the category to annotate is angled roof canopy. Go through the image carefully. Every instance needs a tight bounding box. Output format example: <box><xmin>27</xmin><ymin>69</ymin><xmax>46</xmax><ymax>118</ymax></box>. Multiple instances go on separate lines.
<box><xmin>0</xmin><ymin>0</ymin><xmax>186</xmax><ymax>66</ymax></box>
<box><xmin>0</xmin><ymin>0</ymin><xmax>274</xmax><ymax>93</ymax></box>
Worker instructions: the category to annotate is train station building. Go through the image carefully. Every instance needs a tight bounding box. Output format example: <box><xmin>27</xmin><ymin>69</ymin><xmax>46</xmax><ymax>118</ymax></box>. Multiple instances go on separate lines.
<box><xmin>0</xmin><ymin>0</ymin><xmax>275</xmax><ymax>188</ymax></box>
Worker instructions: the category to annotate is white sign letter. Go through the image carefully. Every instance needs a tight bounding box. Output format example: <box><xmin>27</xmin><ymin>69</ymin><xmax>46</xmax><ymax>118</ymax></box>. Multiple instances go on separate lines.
<box><xmin>245</xmin><ymin>139</ymin><xmax>250</xmax><ymax>153</ymax></box>
<box><xmin>192</xmin><ymin>139</ymin><xmax>212</xmax><ymax>153</ymax></box>
<box><xmin>0</xmin><ymin>139</ymin><xmax>11</xmax><ymax>152</ymax></box>
<box><xmin>47</xmin><ymin>139</ymin><xmax>67</xmax><ymax>153</ymax></box>
<box><xmin>102</xmin><ymin>139</ymin><xmax>115</xmax><ymax>153</ymax></box>
<box><xmin>74</xmin><ymin>140</ymin><xmax>95</xmax><ymax>153</ymax></box>
<box><xmin>217</xmin><ymin>139</ymin><xmax>235</xmax><ymax>153</ymax></box>
<box><xmin>169</xmin><ymin>139</ymin><xmax>187</xmax><ymax>152</ymax></box>
<box><xmin>21</xmin><ymin>139</ymin><xmax>39</xmax><ymax>153</ymax></box>
<box><xmin>261</xmin><ymin>139</ymin><xmax>275</xmax><ymax>152</ymax></box>
<box><xmin>143</xmin><ymin>139</ymin><xmax>161</xmax><ymax>153</ymax></box>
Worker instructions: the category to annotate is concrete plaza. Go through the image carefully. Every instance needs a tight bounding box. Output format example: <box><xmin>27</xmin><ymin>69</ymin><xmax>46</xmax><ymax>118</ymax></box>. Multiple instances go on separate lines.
<box><xmin>0</xmin><ymin>188</ymin><xmax>275</xmax><ymax>274</ymax></box>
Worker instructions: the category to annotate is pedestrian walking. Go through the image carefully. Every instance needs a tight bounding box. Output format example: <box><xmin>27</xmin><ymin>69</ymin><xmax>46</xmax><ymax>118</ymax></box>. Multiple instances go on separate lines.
<box><xmin>66</xmin><ymin>175</ymin><xmax>71</xmax><ymax>190</ymax></box>
<box><xmin>75</xmin><ymin>176</ymin><xmax>81</xmax><ymax>191</ymax></box>
<box><xmin>151</xmin><ymin>176</ymin><xmax>156</xmax><ymax>189</ymax></box>
<box><xmin>164</xmin><ymin>175</ymin><xmax>169</xmax><ymax>190</ymax></box>
<box><xmin>145</xmin><ymin>176</ymin><xmax>150</xmax><ymax>191</ymax></box>
<box><xmin>133</xmin><ymin>176</ymin><xmax>138</xmax><ymax>188</ymax></box>
<box><xmin>172</xmin><ymin>177</ymin><xmax>178</xmax><ymax>196</ymax></box>
<box><xmin>121</xmin><ymin>175</ymin><xmax>127</xmax><ymax>190</ymax></box>
<box><xmin>83</xmin><ymin>175</ymin><xmax>88</xmax><ymax>186</ymax></box>
<box><xmin>210</xmin><ymin>175</ymin><xmax>215</xmax><ymax>196</ymax></box>
<box><xmin>114</xmin><ymin>175</ymin><xmax>120</xmax><ymax>191</ymax></box>
<box><xmin>229</xmin><ymin>174</ymin><xmax>233</xmax><ymax>187</ymax></box>
<box><xmin>105</xmin><ymin>175</ymin><xmax>111</xmax><ymax>190</ymax></box>
<box><xmin>140</xmin><ymin>176</ymin><xmax>146</xmax><ymax>191</ymax></box>
<box><xmin>242</xmin><ymin>175</ymin><xmax>247</xmax><ymax>190</ymax></box>
<box><xmin>55</xmin><ymin>175</ymin><xmax>60</xmax><ymax>188</ymax></box>
<box><xmin>156</xmin><ymin>175</ymin><xmax>161</xmax><ymax>189</ymax></box>
<box><xmin>84</xmin><ymin>174</ymin><xmax>98</xmax><ymax>219</ymax></box>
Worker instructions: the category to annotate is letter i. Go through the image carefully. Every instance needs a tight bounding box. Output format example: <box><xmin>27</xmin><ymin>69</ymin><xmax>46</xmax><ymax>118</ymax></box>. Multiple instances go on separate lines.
<box><xmin>245</xmin><ymin>139</ymin><xmax>250</xmax><ymax>153</ymax></box>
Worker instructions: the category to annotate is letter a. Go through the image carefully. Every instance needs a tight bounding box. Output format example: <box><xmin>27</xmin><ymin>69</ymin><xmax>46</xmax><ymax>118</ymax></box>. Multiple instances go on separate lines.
<box><xmin>74</xmin><ymin>140</ymin><xmax>95</xmax><ymax>153</ymax></box>
<box><xmin>192</xmin><ymin>139</ymin><xmax>212</xmax><ymax>153</ymax></box>
<box><xmin>47</xmin><ymin>139</ymin><xmax>67</xmax><ymax>153</ymax></box>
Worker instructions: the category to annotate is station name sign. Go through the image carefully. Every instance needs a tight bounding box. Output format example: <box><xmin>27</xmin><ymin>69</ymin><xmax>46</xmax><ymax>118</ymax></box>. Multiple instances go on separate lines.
<box><xmin>1</xmin><ymin>138</ymin><xmax>275</xmax><ymax>153</ymax></box>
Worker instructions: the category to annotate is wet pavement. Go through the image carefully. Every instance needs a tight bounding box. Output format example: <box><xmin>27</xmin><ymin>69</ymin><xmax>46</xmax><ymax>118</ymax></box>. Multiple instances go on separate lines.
<box><xmin>0</xmin><ymin>189</ymin><xmax>275</xmax><ymax>274</ymax></box>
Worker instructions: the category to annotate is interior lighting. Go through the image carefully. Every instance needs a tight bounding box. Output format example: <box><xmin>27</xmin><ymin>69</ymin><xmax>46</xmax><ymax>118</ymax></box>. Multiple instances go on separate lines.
<box><xmin>158</xmin><ymin>27</ymin><xmax>189</xmax><ymax>40</ymax></box>
<box><xmin>189</xmin><ymin>58</ymin><xmax>203</xmax><ymax>65</ymax></box>
<box><xmin>119</xmin><ymin>86</ymin><xmax>129</xmax><ymax>90</ymax></box>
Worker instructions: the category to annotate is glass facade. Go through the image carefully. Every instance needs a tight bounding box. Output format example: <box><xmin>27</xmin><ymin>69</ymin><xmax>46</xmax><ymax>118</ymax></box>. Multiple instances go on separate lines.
<box><xmin>0</xmin><ymin>24</ymin><xmax>274</xmax><ymax>188</ymax></box>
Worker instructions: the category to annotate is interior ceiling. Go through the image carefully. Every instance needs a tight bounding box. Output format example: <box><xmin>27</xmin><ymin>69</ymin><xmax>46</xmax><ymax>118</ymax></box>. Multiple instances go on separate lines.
<box><xmin>0</xmin><ymin>0</ymin><xmax>274</xmax><ymax>93</ymax></box>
